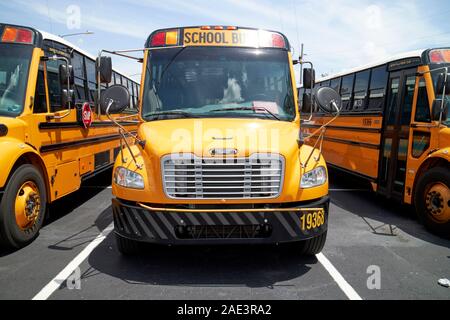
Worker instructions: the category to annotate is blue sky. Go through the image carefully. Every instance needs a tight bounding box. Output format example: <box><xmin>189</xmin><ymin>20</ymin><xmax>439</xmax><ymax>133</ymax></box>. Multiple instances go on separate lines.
<box><xmin>1</xmin><ymin>0</ymin><xmax>450</xmax><ymax>83</ymax></box>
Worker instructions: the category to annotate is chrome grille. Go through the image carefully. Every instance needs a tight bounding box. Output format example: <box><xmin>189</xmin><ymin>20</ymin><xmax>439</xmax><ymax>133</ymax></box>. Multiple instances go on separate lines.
<box><xmin>162</xmin><ymin>154</ymin><xmax>284</xmax><ymax>199</ymax></box>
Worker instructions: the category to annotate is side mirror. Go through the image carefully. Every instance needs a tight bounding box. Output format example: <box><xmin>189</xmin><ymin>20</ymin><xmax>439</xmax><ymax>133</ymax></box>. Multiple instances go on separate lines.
<box><xmin>61</xmin><ymin>89</ymin><xmax>75</xmax><ymax>109</ymax></box>
<box><xmin>303</xmin><ymin>68</ymin><xmax>315</xmax><ymax>89</ymax></box>
<box><xmin>59</xmin><ymin>64</ymin><xmax>74</xmax><ymax>86</ymax></box>
<box><xmin>96</xmin><ymin>56</ymin><xmax>112</xmax><ymax>84</ymax></box>
<box><xmin>315</xmin><ymin>87</ymin><xmax>342</xmax><ymax>114</ymax></box>
<box><xmin>100</xmin><ymin>85</ymin><xmax>130</xmax><ymax>114</ymax></box>
<box><xmin>432</xmin><ymin>99</ymin><xmax>449</xmax><ymax>121</ymax></box>
<box><xmin>301</xmin><ymin>92</ymin><xmax>313</xmax><ymax>113</ymax></box>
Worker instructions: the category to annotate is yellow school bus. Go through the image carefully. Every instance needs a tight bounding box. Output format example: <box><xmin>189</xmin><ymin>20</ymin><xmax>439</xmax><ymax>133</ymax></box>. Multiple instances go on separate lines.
<box><xmin>0</xmin><ymin>23</ymin><xmax>139</xmax><ymax>249</ymax></box>
<box><xmin>97</xmin><ymin>26</ymin><xmax>343</xmax><ymax>255</ymax></box>
<box><xmin>300</xmin><ymin>48</ymin><xmax>450</xmax><ymax>237</ymax></box>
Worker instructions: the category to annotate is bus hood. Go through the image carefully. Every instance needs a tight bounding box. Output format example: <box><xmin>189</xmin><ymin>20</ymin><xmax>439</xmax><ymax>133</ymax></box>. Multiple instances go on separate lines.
<box><xmin>138</xmin><ymin>118</ymin><xmax>300</xmax><ymax>158</ymax></box>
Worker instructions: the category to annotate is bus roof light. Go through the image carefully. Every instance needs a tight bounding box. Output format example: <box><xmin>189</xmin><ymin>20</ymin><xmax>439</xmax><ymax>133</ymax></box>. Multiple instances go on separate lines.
<box><xmin>272</xmin><ymin>33</ymin><xmax>285</xmax><ymax>48</ymax></box>
<box><xmin>165</xmin><ymin>30</ymin><xmax>178</xmax><ymax>45</ymax></box>
<box><xmin>227</xmin><ymin>26</ymin><xmax>237</xmax><ymax>30</ymax></box>
<box><xmin>429</xmin><ymin>49</ymin><xmax>450</xmax><ymax>64</ymax></box>
<box><xmin>201</xmin><ymin>26</ymin><xmax>212</xmax><ymax>30</ymax></box>
<box><xmin>1</xmin><ymin>26</ymin><xmax>34</xmax><ymax>44</ymax></box>
<box><xmin>151</xmin><ymin>31</ymin><xmax>166</xmax><ymax>47</ymax></box>
<box><xmin>214</xmin><ymin>26</ymin><xmax>224</xmax><ymax>30</ymax></box>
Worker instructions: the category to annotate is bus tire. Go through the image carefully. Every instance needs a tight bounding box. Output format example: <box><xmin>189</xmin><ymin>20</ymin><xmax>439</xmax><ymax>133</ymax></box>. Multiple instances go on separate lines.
<box><xmin>300</xmin><ymin>231</ymin><xmax>327</xmax><ymax>255</ymax></box>
<box><xmin>0</xmin><ymin>165</ymin><xmax>47</xmax><ymax>249</ymax></box>
<box><xmin>414</xmin><ymin>166</ymin><xmax>450</xmax><ymax>238</ymax></box>
<box><xmin>115</xmin><ymin>233</ymin><xmax>141</xmax><ymax>255</ymax></box>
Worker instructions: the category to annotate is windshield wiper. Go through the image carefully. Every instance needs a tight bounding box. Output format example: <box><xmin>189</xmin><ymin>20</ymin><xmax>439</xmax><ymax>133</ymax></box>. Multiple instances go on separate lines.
<box><xmin>143</xmin><ymin>110</ymin><xmax>199</xmax><ymax>119</ymax></box>
<box><xmin>210</xmin><ymin>106</ymin><xmax>280</xmax><ymax>121</ymax></box>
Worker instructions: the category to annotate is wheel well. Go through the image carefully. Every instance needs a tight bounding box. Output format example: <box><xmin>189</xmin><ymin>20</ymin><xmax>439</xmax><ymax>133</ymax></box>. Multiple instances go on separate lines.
<box><xmin>9</xmin><ymin>152</ymin><xmax>50</xmax><ymax>202</ymax></box>
<box><xmin>412</xmin><ymin>157</ymin><xmax>450</xmax><ymax>203</ymax></box>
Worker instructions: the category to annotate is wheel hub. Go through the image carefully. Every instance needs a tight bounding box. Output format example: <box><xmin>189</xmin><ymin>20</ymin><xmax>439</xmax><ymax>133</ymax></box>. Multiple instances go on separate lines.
<box><xmin>425</xmin><ymin>183</ymin><xmax>450</xmax><ymax>224</ymax></box>
<box><xmin>15</xmin><ymin>181</ymin><xmax>41</xmax><ymax>230</ymax></box>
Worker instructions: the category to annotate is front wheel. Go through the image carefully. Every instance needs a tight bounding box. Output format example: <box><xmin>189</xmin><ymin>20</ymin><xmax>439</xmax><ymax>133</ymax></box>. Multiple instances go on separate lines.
<box><xmin>414</xmin><ymin>166</ymin><xmax>450</xmax><ymax>238</ymax></box>
<box><xmin>299</xmin><ymin>231</ymin><xmax>327</xmax><ymax>255</ymax></box>
<box><xmin>0</xmin><ymin>165</ymin><xmax>47</xmax><ymax>249</ymax></box>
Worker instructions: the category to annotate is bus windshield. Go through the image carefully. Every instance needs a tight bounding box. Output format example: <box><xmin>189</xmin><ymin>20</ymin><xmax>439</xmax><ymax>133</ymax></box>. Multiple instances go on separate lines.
<box><xmin>142</xmin><ymin>47</ymin><xmax>296</xmax><ymax>121</ymax></box>
<box><xmin>0</xmin><ymin>44</ymin><xmax>32</xmax><ymax>117</ymax></box>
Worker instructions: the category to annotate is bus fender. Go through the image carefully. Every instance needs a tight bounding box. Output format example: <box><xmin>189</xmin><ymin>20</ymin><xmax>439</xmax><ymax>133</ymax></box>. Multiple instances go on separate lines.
<box><xmin>0</xmin><ymin>138</ymin><xmax>47</xmax><ymax>191</ymax></box>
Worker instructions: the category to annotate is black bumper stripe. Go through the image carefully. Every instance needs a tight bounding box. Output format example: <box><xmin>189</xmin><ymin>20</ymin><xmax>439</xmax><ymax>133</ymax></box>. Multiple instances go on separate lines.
<box><xmin>244</xmin><ymin>212</ymin><xmax>259</xmax><ymax>225</ymax></box>
<box><xmin>112</xmin><ymin>198</ymin><xmax>329</xmax><ymax>244</ymax></box>
<box><xmin>132</xmin><ymin>209</ymin><xmax>155</xmax><ymax>239</ymax></box>
<box><xmin>157</xmin><ymin>213</ymin><xmax>176</xmax><ymax>238</ymax></box>
<box><xmin>145</xmin><ymin>213</ymin><xmax>168</xmax><ymax>240</ymax></box>
<box><xmin>124</xmin><ymin>207</ymin><xmax>141</xmax><ymax>237</ymax></box>
<box><xmin>276</xmin><ymin>212</ymin><xmax>297</xmax><ymax>237</ymax></box>
<box><xmin>214</xmin><ymin>212</ymin><xmax>230</xmax><ymax>225</ymax></box>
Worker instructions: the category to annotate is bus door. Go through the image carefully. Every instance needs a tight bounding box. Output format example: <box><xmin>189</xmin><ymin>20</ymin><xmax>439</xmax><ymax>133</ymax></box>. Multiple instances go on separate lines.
<box><xmin>378</xmin><ymin>68</ymin><xmax>416</xmax><ymax>200</ymax></box>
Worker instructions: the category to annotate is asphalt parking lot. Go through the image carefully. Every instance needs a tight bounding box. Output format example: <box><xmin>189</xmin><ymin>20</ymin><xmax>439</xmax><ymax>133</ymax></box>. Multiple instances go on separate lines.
<box><xmin>0</xmin><ymin>169</ymin><xmax>449</xmax><ymax>300</ymax></box>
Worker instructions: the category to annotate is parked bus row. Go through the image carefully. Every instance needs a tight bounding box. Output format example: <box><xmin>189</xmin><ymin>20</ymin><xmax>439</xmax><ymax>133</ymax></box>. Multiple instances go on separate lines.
<box><xmin>300</xmin><ymin>48</ymin><xmax>450</xmax><ymax>236</ymax></box>
<box><xmin>0</xmin><ymin>23</ymin><xmax>139</xmax><ymax>249</ymax></box>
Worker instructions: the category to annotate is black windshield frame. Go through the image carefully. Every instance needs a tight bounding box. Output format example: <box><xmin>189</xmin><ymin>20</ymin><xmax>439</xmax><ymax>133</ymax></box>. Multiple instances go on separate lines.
<box><xmin>141</xmin><ymin>47</ymin><xmax>296</xmax><ymax>122</ymax></box>
<box><xmin>0</xmin><ymin>43</ymin><xmax>33</xmax><ymax>117</ymax></box>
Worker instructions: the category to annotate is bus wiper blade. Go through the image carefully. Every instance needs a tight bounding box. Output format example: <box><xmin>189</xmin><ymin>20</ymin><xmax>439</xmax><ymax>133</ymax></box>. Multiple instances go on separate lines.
<box><xmin>210</xmin><ymin>106</ymin><xmax>280</xmax><ymax>120</ymax></box>
<box><xmin>143</xmin><ymin>110</ymin><xmax>200</xmax><ymax>119</ymax></box>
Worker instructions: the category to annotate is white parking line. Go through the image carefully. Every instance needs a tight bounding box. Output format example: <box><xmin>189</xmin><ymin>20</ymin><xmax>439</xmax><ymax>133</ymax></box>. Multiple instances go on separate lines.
<box><xmin>32</xmin><ymin>223</ymin><xmax>114</xmax><ymax>300</ymax></box>
<box><xmin>316</xmin><ymin>252</ymin><xmax>363</xmax><ymax>300</ymax></box>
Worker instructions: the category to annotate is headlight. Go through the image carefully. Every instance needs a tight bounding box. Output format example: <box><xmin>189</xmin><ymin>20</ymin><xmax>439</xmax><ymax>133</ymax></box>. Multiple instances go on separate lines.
<box><xmin>300</xmin><ymin>166</ymin><xmax>327</xmax><ymax>188</ymax></box>
<box><xmin>114</xmin><ymin>166</ymin><xmax>144</xmax><ymax>189</ymax></box>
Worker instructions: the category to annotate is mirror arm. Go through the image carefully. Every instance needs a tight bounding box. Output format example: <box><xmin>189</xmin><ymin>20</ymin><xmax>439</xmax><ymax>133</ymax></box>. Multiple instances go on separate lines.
<box><xmin>106</xmin><ymin>99</ymin><xmax>144</xmax><ymax>169</ymax></box>
<box><xmin>300</xmin><ymin>101</ymin><xmax>340</xmax><ymax>169</ymax></box>
<box><xmin>439</xmin><ymin>67</ymin><xmax>448</xmax><ymax>124</ymax></box>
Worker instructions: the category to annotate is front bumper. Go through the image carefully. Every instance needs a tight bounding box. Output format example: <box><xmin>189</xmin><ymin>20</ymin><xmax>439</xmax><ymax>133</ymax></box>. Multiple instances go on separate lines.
<box><xmin>112</xmin><ymin>197</ymin><xmax>329</xmax><ymax>245</ymax></box>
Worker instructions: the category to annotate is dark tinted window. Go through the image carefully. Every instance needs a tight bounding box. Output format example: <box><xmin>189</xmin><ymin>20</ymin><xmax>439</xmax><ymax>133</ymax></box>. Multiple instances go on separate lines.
<box><xmin>401</xmin><ymin>76</ymin><xmax>416</xmax><ymax>126</ymax></box>
<box><xmin>385</xmin><ymin>77</ymin><xmax>399</xmax><ymax>127</ymax></box>
<box><xmin>72</xmin><ymin>52</ymin><xmax>87</xmax><ymax>102</ymax></box>
<box><xmin>368</xmin><ymin>65</ymin><xmax>388</xmax><ymax>110</ymax></box>
<box><xmin>85</xmin><ymin>59</ymin><xmax>96</xmax><ymax>102</ymax></box>
<box><xmin>370</xmin><ymin>65</ymin><xmax>388</xmax><ymax>90</ymax></box>
<box><xmin>330</xmin><ymin>78</ymin><xmax>341</xmax><ymax>92</ymax></box>
<box><xmin>34</xmin><ymin>66</ymin><xmax>47</xmax><ymax>113</ymax></box>
<box><xmin>415</xmin><ymin>78</ymin><xmax>431</xmax><ymax>122</ymax></box>
<box><xmin>353</xmin><ymin>70</ymin><xmax>370</xmax><ymax>111</ymax></box>
<box><xmin>340</xmin><ymin>74</ymin><xmax>354</xmax><ymax>111</ymax></box>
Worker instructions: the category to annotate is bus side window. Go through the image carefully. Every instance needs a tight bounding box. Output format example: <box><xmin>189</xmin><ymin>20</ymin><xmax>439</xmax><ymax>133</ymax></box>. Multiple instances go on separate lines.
<box><xmin>353</xmin><ymin>70</ymin><xmax>370</xmax><ymax>111</ymax></box>
<box><xmin>86</xmin><ymin>59</ymin><xmax>97</xmax><ymax>103</ymax></box>
<box><xmin>401</xmin><ymin>76</ymin><xmax>416</xmax><ymax>126</ymax></box>
<box><xmin>414</xmin><ymin>78</ymin><xmax>431</xmax><ymax>122</ymax></box>
<box><xmin>340</xmin><ymin>74</ymin><xmax>354</xmax><ymax>112</ymax></box>
<box><xmin>72</xmin><ymin>52</ymin><xmax>87</xmax><ymax>102</ymax></box>
<box><xmin>34</xmin><ymin>62</ymin><xmax>48</xmax><ymax>113</ymax></box>
<box><xmin>368</xmin><ymin>65</ymin><xmax>388</xmax><ymax>111</ymax></box>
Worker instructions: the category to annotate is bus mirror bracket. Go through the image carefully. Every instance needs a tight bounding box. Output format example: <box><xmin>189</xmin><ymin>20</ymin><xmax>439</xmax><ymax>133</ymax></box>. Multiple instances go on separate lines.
<box><xmin>300</xmin><ymin>87</ymin><xmax>341</xmax><ymax>169</ymax></box>
<box><xmin>101</xmin><ymin>85</ymin><xmax>146</xmax><ymax>169</ymax></box>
